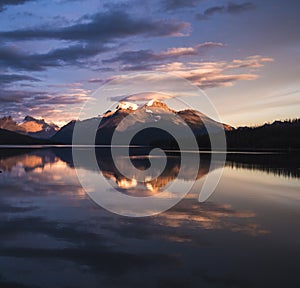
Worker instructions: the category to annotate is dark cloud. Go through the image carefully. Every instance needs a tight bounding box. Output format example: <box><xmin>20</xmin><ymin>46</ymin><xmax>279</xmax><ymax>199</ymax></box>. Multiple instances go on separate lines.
<box><xmin>104</xmin><ymin>50</ymin><xmax>155</xmax><ymax>65</ymax></box>
<box><xmin>119</xmin><ymin>64</ymin><xmax>153</xmax><ymax>71</ymax></box>
<box><xmin>227</xmin><ymin>2</ymin><xmax>256</xmax><ymax>14</ymax></box>
<box><xmin>162</xmin><ymin>0</ymin><xmax>203</xmax><ymax>11</ymax></box>
<box><xmin>204</xmin><ymin>6</ymin><xmax>226</xmax><ymax>16</ymax></box>
<box><xmin>0</xmin><ymin>46</ymin><xmax>44</xmax><ymax>71</ymax></box>
<box><xmin>0</xmin><ymin>43</ymin><xmax>108</xmax><ymax>71</ymax></box>
<box><xmin>102</xmin><ymin>1</ymin><xmax>132</xmax><ymax>11</ymax></box>
<box><xmin>196</xmin><ymin>2</ymin><xmax>256</xmax><ymax>20</ymax></box>
<box><xmin>0</xmin><ymin>74</ymin><xmax>40</xmax><ymax>85</ymax></box>
<box><xmin>0</xmin><ymin>10</ymin><xmax>188</xmax><ymax>71</ymax></box>
<box><xmin>0</xmin><ymin>10</ymin><xmax>189</xmax><ymax>41</ymax></box>
<box><xmin>0</xmin><ymin>0</ymin><xmax>35</xmax><ymax>12</ymax></box>
<box><xmin>39</xmin><ymin>43</ymin><xmax>109</xmax><ymax>66</ymax></box>
<box><xmin>0</xmin><ymin>89</ymin><xmax>48</xmax><ymax>104</ymax></box>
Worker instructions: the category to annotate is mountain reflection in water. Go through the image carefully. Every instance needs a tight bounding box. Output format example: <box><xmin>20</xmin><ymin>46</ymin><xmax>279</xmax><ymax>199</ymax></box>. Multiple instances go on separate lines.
<box><xmin>0</xmin><ymin>148</ymin><xmax>299</xmax><ymax>288</ymax></box>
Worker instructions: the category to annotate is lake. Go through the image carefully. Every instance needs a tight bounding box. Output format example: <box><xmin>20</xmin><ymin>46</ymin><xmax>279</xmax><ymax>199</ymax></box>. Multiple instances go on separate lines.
<box><xmin>0</xmin><ymin>148</ymin><xmax>299</xmax><ymax>288</ymax></box>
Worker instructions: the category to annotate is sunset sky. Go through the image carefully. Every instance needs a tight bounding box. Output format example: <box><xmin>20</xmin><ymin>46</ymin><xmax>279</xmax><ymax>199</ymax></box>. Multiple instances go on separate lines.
<box><xmin>0</xmin><ymin>0</ymin><xmax>299</xmax><ymax>127</ymax></box>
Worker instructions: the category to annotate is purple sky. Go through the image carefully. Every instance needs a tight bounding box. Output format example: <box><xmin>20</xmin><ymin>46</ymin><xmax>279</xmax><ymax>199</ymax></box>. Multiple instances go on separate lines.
<box><xmin>0</xmin><ymin>0</ymin><xmax>299</xmax><ymax>127</ymax></box>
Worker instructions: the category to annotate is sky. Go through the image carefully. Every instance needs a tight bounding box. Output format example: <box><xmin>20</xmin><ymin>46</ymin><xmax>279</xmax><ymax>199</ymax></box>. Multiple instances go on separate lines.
<box><xmin>0</xmin><ymin>0</ymin><xmax>299</xmax><ymax>127</ymax></box>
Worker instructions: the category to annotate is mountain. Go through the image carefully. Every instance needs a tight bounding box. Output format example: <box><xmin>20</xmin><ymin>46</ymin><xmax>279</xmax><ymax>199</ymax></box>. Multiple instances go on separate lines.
<box><xmin>0</xmin><ymin>116</ymin><xmax>25</xmax><ymax>133</ymax></box>
<box><xmin>51</xmin><ymin>117</ymin><xmax>102</xmax><ymax>144</ymax></box>
<box><xmin>18</xmin><ymin>116</ymin><xmax>59</xmax><ymax>139</ymax></box>
<box><xmin>51</xmin><ymin>120</ymin><xmax>76</xmax><ymax>144</ymax></box>
<box><xmin>97</xmin><ymin>100</ymin><xmax>233</xmax><ymax>146</ymax></box>
<box><xmin>0</xmin><ymin>128</ymin><xmax>51</xmax><ymax>145</ymax></box>
<box><xmin>0</xmin><ymin>115</ymin><xmax>59</xmax><ymax>139</ymax></box>
<box><xmin>52</xmin><ymin>100</ymin><xmax>233</xmax><ymax>145</ymax></box>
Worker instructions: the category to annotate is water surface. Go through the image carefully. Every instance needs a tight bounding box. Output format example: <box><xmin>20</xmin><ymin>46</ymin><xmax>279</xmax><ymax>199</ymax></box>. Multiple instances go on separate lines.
<box><xmin>0</xmin><ymin>148</ymin><xmax>299</xmax><ymax>288</ymax></box>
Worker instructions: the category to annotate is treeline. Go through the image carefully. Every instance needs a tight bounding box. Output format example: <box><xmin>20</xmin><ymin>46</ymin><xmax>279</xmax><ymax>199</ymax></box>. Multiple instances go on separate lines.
<box><xmin>226</xmin><ymin>119</ymin><xmax>300</xmax><ymax>150</ymax></box>
<box><xmin>150</xmin><ymin>119</ymin><xmax>300</xmax><ymax>151</ymax></box>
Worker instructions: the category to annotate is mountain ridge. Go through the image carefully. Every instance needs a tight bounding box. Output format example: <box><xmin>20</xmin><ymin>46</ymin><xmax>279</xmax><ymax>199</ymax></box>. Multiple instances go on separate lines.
<box><xmin>0</xmin><ymin>115</ymin><xmax>59</xmax><ymax>139</ymax></box>
<box><xmin>52</xmin><ymin>100</ymin><xmax>233</xmax><ymax>145</ymax></box>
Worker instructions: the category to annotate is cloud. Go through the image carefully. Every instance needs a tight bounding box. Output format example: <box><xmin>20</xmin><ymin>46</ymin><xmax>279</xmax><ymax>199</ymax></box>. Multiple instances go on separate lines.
<box><xmin>155</xmin><ymin>55</ymin><xmax>272</xmax><ymax>89</ymax></box>
<box><xmin>0</xmin><ymin>87</ymin><xmax>90</xmax><ymax>122</ymax></box>
<box><xmin>161</xmin><ymin>42</ymin><xmax>225</xmax><ymax>56</ymax></box>
<box><xmin>0</xmin><ymin>10</ymin><xmax>189</xmax><ymax>42</ymax></box>
<box><xmin>48</xmin><ymin>82</ymin><xmax>83</xmax><ymax>88</ymax></box>
<box><xmin>104</xmin><ymin>50</ymin><xmax>155</xmax><ymax>65</ymax></box>
<box><xmin>103</xmin><ymin>42</ymin><xmax>224</xmax><ymax>66</ymax></box>
<box><xmin>0</xmin><ymin>46</ymin><xmax>45</xmax><ymax>71</ymax></box>
<box><xmin>41</xmin><ymin>43</ymin><xmax>109</xmax><ymax>64</ymax></box>
<box><xmin>0</xmin><ymin>74</ymin><xmax>40</xmax><ymax>85</ymax></box>
<box><xmin>0</xmin><ymin>43</ymin><xmax>109</xmax><ymax>71</ymax></box>
<box><xmin>162</xmin><ymin>0</ymin><xmax>203</xmax><ymax>11</ymax></box>
<box><xmin>192</xmin><ymin>73</ymin><xmax>258</xmax><ymax>89</ymax></box>
<box><xmin>196</xmin><ymin>2</ymin><xmax>256</xmax><ymax>20</ymax></box>
<box><xmin>227</xmin><ymin>55</ymin><xmax>274</xmax><ymax>69</ymax></box>
<box><xmin>110</xmin><ymin>92</ymin><xmax>173</xmax><ymax>102</ymax></box>
<box><xmin>0</xmin><ymin>11</ymin><xmax>189</xmax><ymax>71</ymax></box>
<box><xmin>227</xmin><ymin>1</ymin><xmax>256</xmax><ymax>14</ymax></box>
<box><xmin>0</xmin><ymin>0</ymin><xmax>35</xmax><ymax>12</ymax></box>
<box><xmin>88</xmin><ymin>78</ymin><xmax>104</xmax><ymax>83</ymax></box>
<box><xmin>105</xmin><ymin>55</ymin><xmax>273</xmax><ymax>91</ymax></box>
<box><xmin>0</xmin><ymin>90</ymin><xmax>48</xmax><ymax>104</ymax></box>
<box><xmin>103</xmin><ymin>42</ymin><xmax>272</xmax><ymax>90</ymax></box>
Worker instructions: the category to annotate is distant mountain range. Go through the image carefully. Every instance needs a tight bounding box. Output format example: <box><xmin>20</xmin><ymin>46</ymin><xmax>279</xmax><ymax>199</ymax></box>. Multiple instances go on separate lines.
<box><xmin>0</xmin><ymin>100</ymin><xmax>299</xmax><ymax>150</ymax></box>
<box><xmin>0</xmin><ymin>115</ymin><xmax>59</xmax><ymax>139</ymax></box>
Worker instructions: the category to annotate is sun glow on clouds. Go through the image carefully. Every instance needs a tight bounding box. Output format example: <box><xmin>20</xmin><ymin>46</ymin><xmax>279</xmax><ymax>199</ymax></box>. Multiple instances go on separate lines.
<box><xmin>0</xmin><ymin>84</ymin><xmax>91</xmax><ymax>126</ymax></box>
<box><xmin>102</xmin><ymin>55</ymin><xmax>274</xmax><ymax>103</ymax></box>
<box><xmin>161</xmin><ymin>42</ymin><xmax>225</xmax><ymax>58</ymax></box>
<box><xmin>155</xmin><ymin>55</ymin><xmax>274</xmax><ymax>89</ymax></box>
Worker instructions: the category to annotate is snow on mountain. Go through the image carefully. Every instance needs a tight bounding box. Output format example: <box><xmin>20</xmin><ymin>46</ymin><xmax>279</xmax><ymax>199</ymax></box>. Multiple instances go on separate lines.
<box><xmin>146</xmin><ymin>99</ymin><xmax>155</xmax><ymax>106</ymax></box>
<box><xmin>116</xmin><ymin>102</ymin><xmax>138</xmax><ymax>111</ymax></box>
<box><xmin>145</xmin><ymin>100</ymin><xmax>172</xmax><ymax>110</ymax></box>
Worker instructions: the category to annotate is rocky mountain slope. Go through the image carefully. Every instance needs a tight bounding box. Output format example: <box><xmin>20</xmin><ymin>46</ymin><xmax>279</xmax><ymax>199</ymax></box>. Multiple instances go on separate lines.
<box><xmin>0</xmin><ymin>116</ymin><xmax>59</xmax><ymax>139</ymax></box>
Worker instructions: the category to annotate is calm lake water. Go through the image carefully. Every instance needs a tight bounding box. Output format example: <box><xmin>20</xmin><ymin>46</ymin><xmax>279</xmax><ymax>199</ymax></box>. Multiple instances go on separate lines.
<box><xmin>0</xmin><ymin>148</ymin><xmax>299</xmax><ymax>288</ymax></box>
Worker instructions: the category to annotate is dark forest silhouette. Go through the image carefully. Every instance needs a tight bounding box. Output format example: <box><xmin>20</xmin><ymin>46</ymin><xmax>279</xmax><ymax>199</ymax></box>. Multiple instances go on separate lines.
<box><xmin>155</xmin><ymin>118</ymin><xmax>300</xmax><ymax>151</ymax></box>
<box><xmin>226</xmin><ymin>119</ymin><xmax>300</xmax><ymax>150</ymax></box>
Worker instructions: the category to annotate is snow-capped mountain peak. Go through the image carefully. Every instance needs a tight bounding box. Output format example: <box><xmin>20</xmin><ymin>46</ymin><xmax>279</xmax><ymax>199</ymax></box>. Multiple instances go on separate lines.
<box><xmin>146</xmin><ymin>99</ymin><xmax>155</xmax><ymax>106</ymax></box>
<box><xmin>116</xmin><ymin>102</ymin><xmax>138</xmax><ymax>111</ymax></box>
<box><xmin>144</xmin><ymin>99</ymin><xmax>174</xmax><ymax>112</ymax></box>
